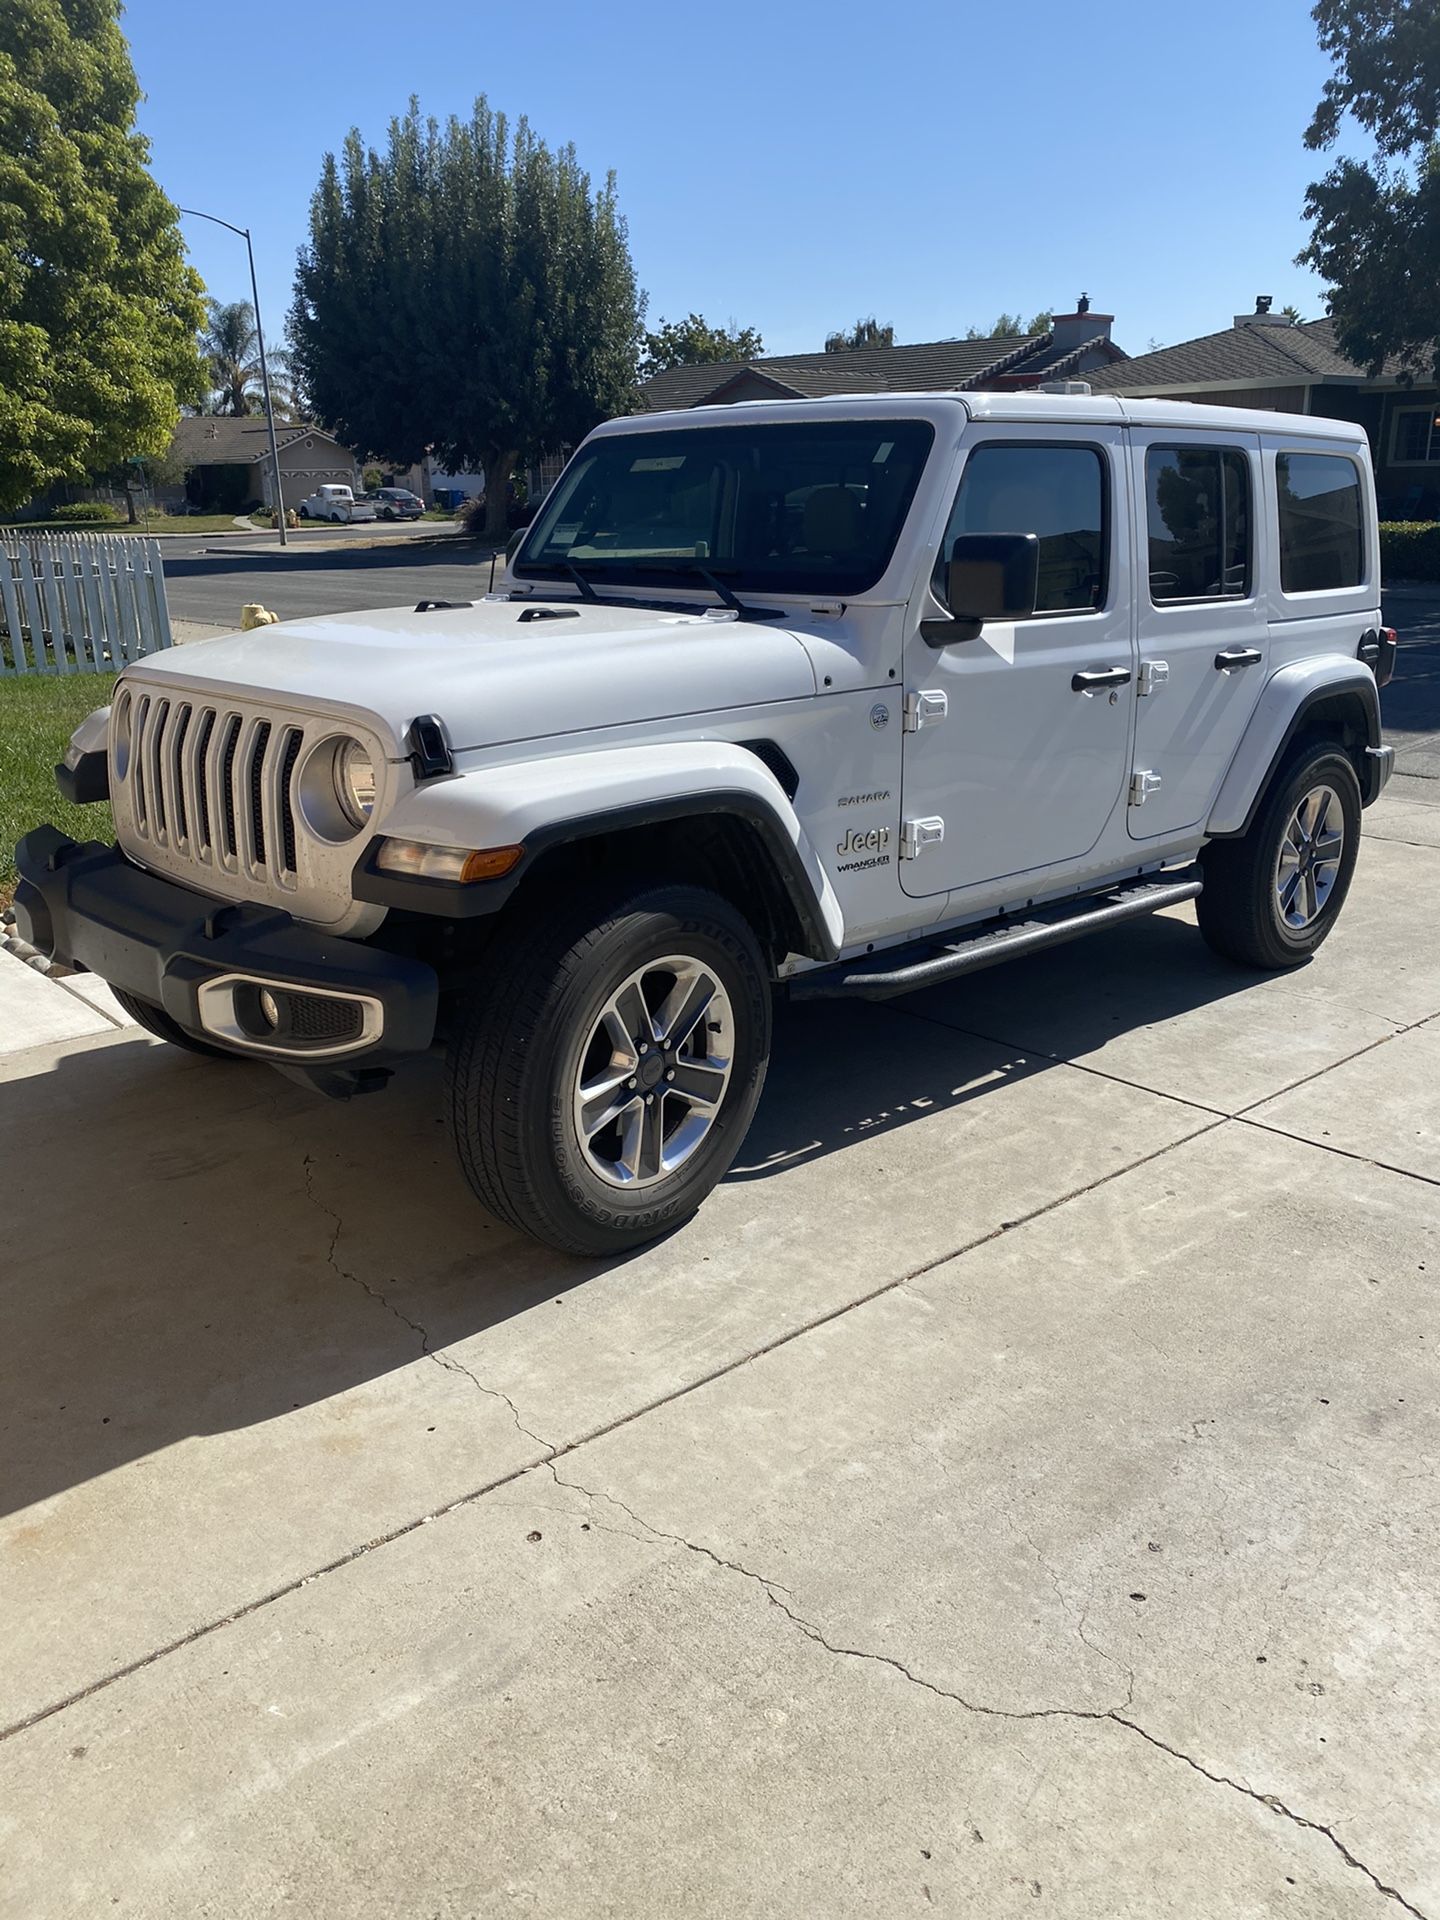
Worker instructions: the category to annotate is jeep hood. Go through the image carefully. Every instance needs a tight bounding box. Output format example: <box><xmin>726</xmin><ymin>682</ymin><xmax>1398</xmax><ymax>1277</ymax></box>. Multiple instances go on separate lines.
<box><xmin>126</xmin><ymin>599</ymin><xmax>818</xmax><ymax>751</ymax></box>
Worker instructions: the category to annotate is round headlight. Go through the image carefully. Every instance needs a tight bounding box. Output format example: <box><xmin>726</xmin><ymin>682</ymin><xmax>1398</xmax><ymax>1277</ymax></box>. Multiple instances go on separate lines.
<box><xmin>333</xmin><ymin>739</ymin><xmax>376</xmax><ymax>829</ymax></box>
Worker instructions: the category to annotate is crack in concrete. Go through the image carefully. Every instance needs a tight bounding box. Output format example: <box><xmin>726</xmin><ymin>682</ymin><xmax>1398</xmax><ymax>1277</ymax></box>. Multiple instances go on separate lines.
<box><xmin>7</xmin><ymin>1135</ymin><xmax>1427</xmax><ymax>1920</ymax></box>
<box><xmin>300</xmin><ymin>1154</ymin><xmax>554</xmax><ymax>1454</ymax></box>
<box><xmin>1018</xmin><ymin>1526</ymin><xmax>1136</xmax><ymax>1710</ymax></box>
<box><xmin>547</xmin><ymin>1464</ymin><xmax>1424</xmax><ymax>1919</ymax></box>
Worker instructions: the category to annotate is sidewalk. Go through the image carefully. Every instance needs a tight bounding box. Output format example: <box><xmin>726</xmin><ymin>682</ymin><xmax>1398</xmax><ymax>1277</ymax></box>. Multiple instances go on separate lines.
<box><xmin>2</xmin><ymin>792</ymin><xmax>1438</xmax><ymax>1917</ymax></box>
<box><xmin>0</xmin><ymin>934</ymin><xmax>132</xmax><ymax>1053</ymax></box>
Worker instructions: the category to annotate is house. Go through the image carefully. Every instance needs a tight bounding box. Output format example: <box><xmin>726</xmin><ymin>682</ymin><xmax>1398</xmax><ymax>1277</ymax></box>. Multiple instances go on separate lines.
<box><xmin>167</xmin><ymin>417</ymin><xmax>362</xmax><ymax>515</ymax></box>
<box><xmin>636</xmin><ymin>300</ymin><xmax>1128</xmax><ymax>411</ymax></box>
<box><xmin>1081</xmin><ymin>301</ymin><xmax>1440</xmax><ymax>516</ymax></box>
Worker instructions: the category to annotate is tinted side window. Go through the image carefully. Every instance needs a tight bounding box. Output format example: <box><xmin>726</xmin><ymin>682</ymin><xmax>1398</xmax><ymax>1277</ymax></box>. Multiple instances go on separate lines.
<box><xmin>1145</xmin><ymin>446</ymin><xmax>1251</xmax><ymax>603</ymax></box>
<box><xmin>1277</xmin><ymin>453</ymin><xmax>1364</xmax><ymax>592</ymax></box>
<box><xmin>934</xmin><ymin>443</ymin><xmax>1106</xmax><ymax>613</ymax></box>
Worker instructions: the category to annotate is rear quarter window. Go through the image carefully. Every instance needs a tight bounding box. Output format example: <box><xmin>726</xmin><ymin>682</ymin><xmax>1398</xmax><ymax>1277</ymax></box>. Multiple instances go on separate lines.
<box><xmin>1276</xmin><ymin>452</ymin><xmax>1365</xmax><ymax>593</ymax></box>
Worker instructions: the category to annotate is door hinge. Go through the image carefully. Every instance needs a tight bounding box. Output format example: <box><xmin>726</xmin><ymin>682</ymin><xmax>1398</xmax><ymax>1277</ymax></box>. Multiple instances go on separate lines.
<box><xmin>903</xmin><ymin>688</ymin><xmax>949</xmax><ymax>731</ymax></box>
<box><xmin>1129</xmin><ymin>769</ymin><xmax>1163</xmax><ymax>807</ymax></box>
<box><xmin>1137</xmin><ymin>660</ymin><xmax>1169</xmax><ymax>697</ymax></box>
<box><xmin>901</xmin><ymin>816</ymin><xmax>945</xmax><ymax>859</ymax></box>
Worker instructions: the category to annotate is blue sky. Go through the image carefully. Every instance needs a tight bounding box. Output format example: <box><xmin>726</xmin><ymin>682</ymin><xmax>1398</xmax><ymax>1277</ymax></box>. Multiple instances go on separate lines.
<box><xmin>127</xmin><ymin>0</ymin><xmax>1346</xmax><ymax>363</ymax></box>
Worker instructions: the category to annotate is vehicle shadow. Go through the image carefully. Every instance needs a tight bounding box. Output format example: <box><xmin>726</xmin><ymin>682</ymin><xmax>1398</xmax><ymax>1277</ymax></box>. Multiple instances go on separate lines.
<box><xmin>1</xmin><ymin>910</ymin><xmax>1259</xmax><ymax>1518</ymax></box>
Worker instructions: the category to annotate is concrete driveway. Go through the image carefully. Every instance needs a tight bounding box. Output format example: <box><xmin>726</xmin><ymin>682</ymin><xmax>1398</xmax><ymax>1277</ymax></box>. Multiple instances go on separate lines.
<box><xmin>3</xmin><ymin>784</ymin><xmax>1439</xmax><ymax>1916</ymax></box>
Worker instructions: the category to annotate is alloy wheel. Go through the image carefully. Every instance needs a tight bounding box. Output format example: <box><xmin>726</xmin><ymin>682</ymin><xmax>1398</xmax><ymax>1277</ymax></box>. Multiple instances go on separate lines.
<box><xmin>571</xmin><ymin>955</ymin><xmax>734</xmax><ymax>1189</ymax></box>
<box><xmin>1275</xmin><ymin>784</ymin><xmax>1345</xmax><ymax>930</ymax></box>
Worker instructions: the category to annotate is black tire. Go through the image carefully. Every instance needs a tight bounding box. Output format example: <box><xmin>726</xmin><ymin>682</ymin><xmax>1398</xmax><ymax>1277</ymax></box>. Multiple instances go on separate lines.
<box><xmin>112</xmin><ymin>987</ymin><xmax>242</xmax><ymax>1058</ymax></box>
<box><xmin>1197</xmin><ymin>742</ymin><xmax>1362</xmax><ymax>969</ymax></box>
<box><xmin>445</xmin><ymin>884</ymin><xmax>772</xmax><ymax>1256</ymax></box>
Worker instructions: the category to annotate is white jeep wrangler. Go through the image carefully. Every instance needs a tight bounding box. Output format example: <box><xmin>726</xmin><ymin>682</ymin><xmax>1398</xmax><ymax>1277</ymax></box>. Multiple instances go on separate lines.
<box><xmin>18</xmin><ymin>393</ymin><xmax>1396</xmax><ymax>1254</ymax></box>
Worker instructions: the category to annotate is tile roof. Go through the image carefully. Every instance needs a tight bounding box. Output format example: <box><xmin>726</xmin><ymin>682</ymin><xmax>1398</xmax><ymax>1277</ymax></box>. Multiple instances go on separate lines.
<box><xmin>637</xmin><ymin>333</ymin><xmax>1053</xmax><ymax>411</ymax></box>
<box><xmin>169</xmin><ymin>415</ymin><xmax>345</xmax><ymax>465</ymax></box>
<box><xmin>1083</xmin><ymin>318</ymin><xmax>1368</xmax><ymax>393</ymax></box>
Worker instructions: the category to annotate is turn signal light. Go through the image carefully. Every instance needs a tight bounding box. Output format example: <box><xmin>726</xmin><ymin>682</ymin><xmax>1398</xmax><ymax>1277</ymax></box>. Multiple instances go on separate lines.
<box><xmin>375</xmin><ymin>838</ymin><xmax>523</xmax><ymax>882</ymax></box>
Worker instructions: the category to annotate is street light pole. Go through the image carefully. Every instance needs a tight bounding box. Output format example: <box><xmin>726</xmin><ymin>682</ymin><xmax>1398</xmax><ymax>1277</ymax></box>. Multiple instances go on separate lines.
<box><xmin>179</xmin><ymin>207</ymin><xmax>289</xmax><ymax>548</ymax></box>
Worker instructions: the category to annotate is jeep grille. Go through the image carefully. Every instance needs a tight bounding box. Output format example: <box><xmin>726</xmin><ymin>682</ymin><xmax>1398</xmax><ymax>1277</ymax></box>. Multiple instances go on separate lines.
<box><xmin>121</xmin><ymin>692</ymin><xmax>302</xmax><ymax>889</ymax></box>
<box><xmin>108</xmin><ymin>684</ymin><xmax>392</xmax><ymax>933</ymax></box>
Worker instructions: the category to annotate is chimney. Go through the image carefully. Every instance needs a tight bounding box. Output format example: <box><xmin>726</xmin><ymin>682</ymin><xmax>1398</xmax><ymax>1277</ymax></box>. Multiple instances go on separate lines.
<box><xmin>1235</xmin><ymin>293</ymin><xmax>1292</xmax><ymax>329</ymax></box>
<box><xmin>1049</xmin><ymin>292</ymin><xmax>1112</xmax><ymax>351</ymax></box>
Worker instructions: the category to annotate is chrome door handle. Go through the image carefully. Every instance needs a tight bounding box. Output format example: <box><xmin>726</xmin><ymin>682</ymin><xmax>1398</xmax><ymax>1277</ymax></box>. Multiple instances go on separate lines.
<box><xmin>1071</xmin><ymin>666</ymin><xmax>1131</xmax><ymax>694</ymax></box>
<box><xmin>1214</xmin><ymin>647</ymin><xmax>1262</xmax><ymax>670</ymax></box>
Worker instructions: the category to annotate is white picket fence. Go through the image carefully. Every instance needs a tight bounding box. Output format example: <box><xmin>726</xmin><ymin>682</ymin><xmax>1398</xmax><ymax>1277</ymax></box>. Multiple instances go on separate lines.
<box><xmin>0</xmin><ymin>532</ymin><xmax>172</xmax><ymax>676</ymax></box>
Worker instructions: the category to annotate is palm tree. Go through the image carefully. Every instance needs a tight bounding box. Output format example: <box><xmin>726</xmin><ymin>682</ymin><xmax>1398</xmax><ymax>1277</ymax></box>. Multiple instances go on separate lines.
<box><xmin>199</xmin><ymin>299</ymin><xmax>296</xmax><ymax>417</ymax></box>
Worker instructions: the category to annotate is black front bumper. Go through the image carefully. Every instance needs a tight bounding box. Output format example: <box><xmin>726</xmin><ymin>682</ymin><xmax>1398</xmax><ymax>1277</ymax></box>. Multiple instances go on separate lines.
<box><xmin>14</xmin><ymin>827</ymin><xmax>438</xmax><ymax>1093</ymax></box>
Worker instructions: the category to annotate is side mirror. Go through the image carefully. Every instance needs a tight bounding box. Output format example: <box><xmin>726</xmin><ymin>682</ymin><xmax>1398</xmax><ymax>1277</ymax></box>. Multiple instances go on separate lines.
<box><xmin>505</xmin><ymin>529</ymin><xmax>526</xmax><ymax>563</ymax></box>
<box><xmin>921</xmin><ymin>532</ymin><xmax>1039</xmax><ymax>647</ymax></box>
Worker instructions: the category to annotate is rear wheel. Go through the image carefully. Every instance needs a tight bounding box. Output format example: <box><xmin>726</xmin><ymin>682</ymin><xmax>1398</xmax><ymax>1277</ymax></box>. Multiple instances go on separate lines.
<box><xmin>112</xmin><ymin>988</ymin><xmax>240</xmax><ymax>1059</ymax></box>
<box><xmin>1197</xmin><ymin>743</ymin><xmax>1362</xmax><ymax>969</ymax></box>
<box><xmin>446</xmin><ymin>884</ymin><xmax>772</xmax><ymax>1255</ymax></box>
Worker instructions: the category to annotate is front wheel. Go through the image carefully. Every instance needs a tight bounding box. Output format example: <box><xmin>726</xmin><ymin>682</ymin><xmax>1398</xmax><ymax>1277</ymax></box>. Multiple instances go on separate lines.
<box><xmin>446</xmin><ymin>885</ymin><xmax>772</xmax><ymax>1256</ymax></box>
<box><xmin>1197</xmin><ymin>743</ymin><xmax>1362</xmax><ymax>969</ymax></box>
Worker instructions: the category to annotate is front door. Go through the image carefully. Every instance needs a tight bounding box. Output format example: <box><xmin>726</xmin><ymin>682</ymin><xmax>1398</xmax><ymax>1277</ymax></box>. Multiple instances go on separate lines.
<box><xmin>900</xmin><ymin>428</ymin><xmax>1135</xmax><ymax>896</ymax></box>
<box><xmin>1126</xmin><ymin>428</ymin><xmax>1268</xmax><ymax>840</ymax></box>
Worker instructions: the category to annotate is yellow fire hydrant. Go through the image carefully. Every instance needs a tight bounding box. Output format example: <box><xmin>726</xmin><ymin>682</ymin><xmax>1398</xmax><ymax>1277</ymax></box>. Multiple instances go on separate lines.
<box><xmin>240</xmin><ymin>603</ymin><xmax>279</xmax><ymax>630</ymax></box>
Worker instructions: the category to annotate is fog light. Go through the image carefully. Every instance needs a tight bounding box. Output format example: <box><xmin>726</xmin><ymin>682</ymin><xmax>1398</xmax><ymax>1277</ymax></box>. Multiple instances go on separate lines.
<box><xmin>258</xmin><ymin>987</ymin><xmax>281</xmax><ymax>1028</ymax></box>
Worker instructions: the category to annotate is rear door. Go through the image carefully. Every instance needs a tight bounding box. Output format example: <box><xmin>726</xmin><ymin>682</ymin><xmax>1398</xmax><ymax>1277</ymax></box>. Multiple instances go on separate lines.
<box><xmin>1126</xmin><ymin>429</ymin><xmax>1268</xmax><ymax>840</ymax></box>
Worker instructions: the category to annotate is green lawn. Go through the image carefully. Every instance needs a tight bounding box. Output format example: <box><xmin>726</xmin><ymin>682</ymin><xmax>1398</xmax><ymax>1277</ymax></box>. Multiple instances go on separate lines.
<box><xmin>0</xmin><ymin>671</ymin><xmax>116</xmax><ymax>905</ymax></box>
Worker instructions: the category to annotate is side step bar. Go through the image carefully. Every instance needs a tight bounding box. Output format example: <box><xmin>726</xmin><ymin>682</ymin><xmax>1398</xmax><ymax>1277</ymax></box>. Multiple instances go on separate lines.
<box><xmin>791</xmin><ymin>868</ymin><xmax>1203</xmax><ymax>1002</ymax></box>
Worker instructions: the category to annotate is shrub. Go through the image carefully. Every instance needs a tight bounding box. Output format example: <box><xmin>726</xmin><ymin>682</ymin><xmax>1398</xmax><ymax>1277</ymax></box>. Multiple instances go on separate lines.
<box><xmin>1380</xmin><ymin>521</ymin><xmax>1440</xmax><ymax>581</ymax></box>
<box><xmin>51</xmin><ymin>500</ymin><xmax>122</xmax><ymax>524</ymax></box>
<box><xmin>458</xmin><ymin>494</ymin><xmax>489</xmax><ymax>536</ymax></box>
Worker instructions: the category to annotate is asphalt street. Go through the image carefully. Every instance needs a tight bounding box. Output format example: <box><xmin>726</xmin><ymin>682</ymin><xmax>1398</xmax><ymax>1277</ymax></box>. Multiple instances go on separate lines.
<box><xmin>160</xmin><ymin>529</ymin><xmax>505</xmax><ymax>625</ymax></box>
<box><xmin>1383</xmin><ymin>583</ymin><xmax>1440</xmax><ymax>771</ymax></box>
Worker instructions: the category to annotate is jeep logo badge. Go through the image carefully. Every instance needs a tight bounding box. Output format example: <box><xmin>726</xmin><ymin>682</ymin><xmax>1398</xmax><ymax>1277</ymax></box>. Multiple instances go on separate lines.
<box><xmin>870</xmin><ymin>704</ymin><xmax>889</xmax><ymax>730</ymax></box>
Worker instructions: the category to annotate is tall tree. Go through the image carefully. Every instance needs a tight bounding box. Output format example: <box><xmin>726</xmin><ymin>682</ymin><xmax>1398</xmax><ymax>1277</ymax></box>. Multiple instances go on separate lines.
<box><xmin>824</xmin><ymin>316</ymin><xmax>895</xmax><ymax>353</ymax></box>
<box><xmin>1299</xmin><ymin>0</ymin><xmax>1440</xmax><ymax>377</ymax></box>
<box><xmin>292</xmin><ymin>99</ymin><xmax>643</xmax><ymax>540</ymax></box>
<box><xmin>640</xmin><ymin>313</ymin><xmax>763</xmax><ymax>376</ymax></box>
<box><xmin>963</xmin><ymin>311</ymin><xmax>1052</xmax><ymax>340</ymax></box>
<box><xmin>0</xmin><ymin>0</ymin><xmax>205</xmax><ymax>512</ymax></box>
<box><xmin>199</xmin><ymin>298</ymin><xmax>294</xmax><ymax>417</ymax></box>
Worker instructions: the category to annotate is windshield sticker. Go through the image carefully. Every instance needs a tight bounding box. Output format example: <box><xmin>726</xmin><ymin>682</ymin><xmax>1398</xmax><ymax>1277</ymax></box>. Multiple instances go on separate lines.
<box><xmin>630</xmin><ymin>455</ymin><xmax>686</xmax><ymax>472</ymax></box>
<box><xmin>873</xmin><ymin>441</ymin><xmax>894</xmax><ymax>464</ymax></box>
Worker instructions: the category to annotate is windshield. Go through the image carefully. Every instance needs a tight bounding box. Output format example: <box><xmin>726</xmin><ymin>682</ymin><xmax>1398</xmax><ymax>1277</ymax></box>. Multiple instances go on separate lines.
<box><xmin>515</xmin><ymin>419</ymin><xmax>935</xmax><ymax>597</ymax></box>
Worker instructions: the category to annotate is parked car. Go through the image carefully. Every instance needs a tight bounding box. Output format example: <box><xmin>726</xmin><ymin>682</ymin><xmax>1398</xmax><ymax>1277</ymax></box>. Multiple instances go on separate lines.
<box><xmin>297</xmin><ymin>484</ymin><xmax>376</xmax><ymax>524</ymax></box>
<box><xmin>19</xmin><ymin>391</ymin><xmax>1396</xmax><ymax>1257</ymax></box>
<box><xmin>367</xmin><ymin>486</ymin><xmax>424</xmax><ymax>521</ymax></box>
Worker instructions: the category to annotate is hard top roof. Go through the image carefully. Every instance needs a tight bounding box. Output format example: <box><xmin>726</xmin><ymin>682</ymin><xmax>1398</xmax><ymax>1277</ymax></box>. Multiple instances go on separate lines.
<box><xmin>597</xmin><ymin>390</ymin><xmax>1368</xmax><ymax>445</ymax></box>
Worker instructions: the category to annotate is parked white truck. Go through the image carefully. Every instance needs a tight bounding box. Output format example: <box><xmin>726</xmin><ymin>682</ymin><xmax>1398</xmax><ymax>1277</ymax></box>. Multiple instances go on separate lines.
<box><xmin>297</xmin><ymin>484</ymin><xmax>376</xmax><ymax>524</ymax></box>
<box><xmin>18</xmin><ymin>392</ymin><xmax>1396</xmax><ymax>1253</ymax></box>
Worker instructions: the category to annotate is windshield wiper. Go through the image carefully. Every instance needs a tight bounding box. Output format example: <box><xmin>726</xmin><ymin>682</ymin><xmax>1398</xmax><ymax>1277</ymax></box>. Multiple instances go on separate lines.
<box><xmin>522</xmin><ymin>557</ymin><xmax>782</xmax><ymax>620</ymax></box>
<box><xmin>633</xmin><ymin>560</ymin><xmax>783</xmax><ymax>621</ymax></box>
<box><xmin>563</xmin><ymin>561</ymin><xmax>600</xmax><ymax>602</ymax></box>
